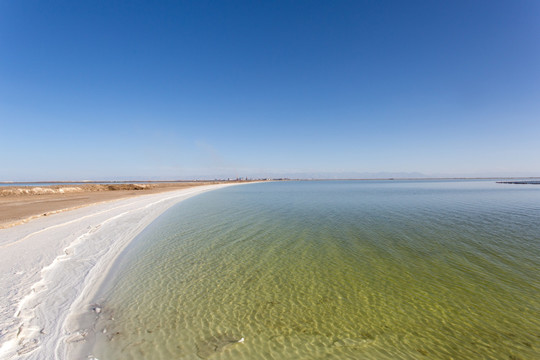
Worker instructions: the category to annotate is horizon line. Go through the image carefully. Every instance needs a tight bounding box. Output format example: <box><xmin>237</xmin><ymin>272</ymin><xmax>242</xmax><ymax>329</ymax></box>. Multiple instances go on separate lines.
<box><xmin>2</xmin><ymin>176</ymin><xmax>540</xmax><ymax>184</ymax></box>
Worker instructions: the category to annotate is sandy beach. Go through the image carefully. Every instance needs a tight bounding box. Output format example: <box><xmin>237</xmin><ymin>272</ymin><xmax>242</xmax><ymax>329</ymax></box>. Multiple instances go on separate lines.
<box><xmin>0</xmin><ymin>182</ymin><xmax>240</xmax><ymax>359</ymax></box>
<box><xmin>0</xmin><ymin>182</ymin><xmax>237</xmax><ymax>229</ymax></box>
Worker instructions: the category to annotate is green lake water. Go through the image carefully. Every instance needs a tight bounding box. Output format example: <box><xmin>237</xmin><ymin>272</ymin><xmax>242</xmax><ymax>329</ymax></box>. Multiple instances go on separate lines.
<box><xmin>85</xmin><ymin>180</ymin><xmax>540</xmax><ymax>359</ymax></box>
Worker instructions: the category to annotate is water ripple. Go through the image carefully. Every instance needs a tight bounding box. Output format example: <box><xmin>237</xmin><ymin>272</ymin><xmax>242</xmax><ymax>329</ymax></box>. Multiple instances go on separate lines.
<box><xmin>85</xmin><ymin>181</ymin><xmax>540</xmax><ymax>359</ymax></box>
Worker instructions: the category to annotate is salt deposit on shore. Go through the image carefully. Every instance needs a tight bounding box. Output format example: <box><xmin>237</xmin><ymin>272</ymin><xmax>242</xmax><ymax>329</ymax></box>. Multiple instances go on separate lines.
<box><xmin>0</xmin><ymin>184</ymin><xmax>235</xmax><ymax>359</ymax></box>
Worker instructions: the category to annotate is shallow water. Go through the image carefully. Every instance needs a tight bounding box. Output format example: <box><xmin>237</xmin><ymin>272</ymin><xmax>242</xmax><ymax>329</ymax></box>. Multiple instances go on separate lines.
<box><xmin>86</xmin><ymin>180</ymin><xmax>539</xmax><ymax>359</ymax></box>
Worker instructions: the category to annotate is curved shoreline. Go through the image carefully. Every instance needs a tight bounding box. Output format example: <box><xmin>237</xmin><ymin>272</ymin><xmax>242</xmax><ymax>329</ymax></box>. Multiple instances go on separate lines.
<box><xmin>0</xmin><ymin>181</ymin><xmax>241</xmax><ymax>229</ymax></box>
<box><xmin>0</xmin><ymin>183</ymin><xmax>238</xmax><ymax>359</ymax></box>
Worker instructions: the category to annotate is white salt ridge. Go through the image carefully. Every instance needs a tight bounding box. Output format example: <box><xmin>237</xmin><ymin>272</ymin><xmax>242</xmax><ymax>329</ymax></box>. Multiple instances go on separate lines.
<box><xmin>0</xmin><ymin>184</ymin><xmax>237</xmax><ymax>360</ymax></box>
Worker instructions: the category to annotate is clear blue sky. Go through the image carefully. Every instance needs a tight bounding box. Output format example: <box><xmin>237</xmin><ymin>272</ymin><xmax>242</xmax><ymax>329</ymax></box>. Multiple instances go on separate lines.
<box><xmin>1</xmin><ymin>1</ymin><xmax>539</xmax><ymax>180</ymax></box>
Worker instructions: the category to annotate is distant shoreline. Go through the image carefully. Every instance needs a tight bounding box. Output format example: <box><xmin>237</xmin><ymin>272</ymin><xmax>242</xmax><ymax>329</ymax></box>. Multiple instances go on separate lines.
<box><xmin>293</xmin><ymin>177</ymin><xmax>540</xmax><ymax>181</ymax></box>
<box><xmin>496</xmin><ymin>180</ymin><xmax>540</xmax><ymax>185</ymax></box>
<box><xmin>2</xmin><ymin>176</ymin><xmax>540</xmax><ymax>185</ymax></box>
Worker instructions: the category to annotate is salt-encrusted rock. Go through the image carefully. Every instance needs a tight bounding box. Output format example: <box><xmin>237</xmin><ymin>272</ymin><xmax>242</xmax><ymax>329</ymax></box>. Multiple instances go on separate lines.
<box><xmin>65</xmin><ymin>331</ymin><xmax>87</xmax><ymax>343</ymax></box>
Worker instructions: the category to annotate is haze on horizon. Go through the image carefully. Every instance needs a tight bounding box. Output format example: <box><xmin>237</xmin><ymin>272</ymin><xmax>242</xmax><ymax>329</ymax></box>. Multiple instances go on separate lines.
<box><xmin>1</xmin><ymin>1</ymin><xmax>539</xmax><ymax>181</ymax></box>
